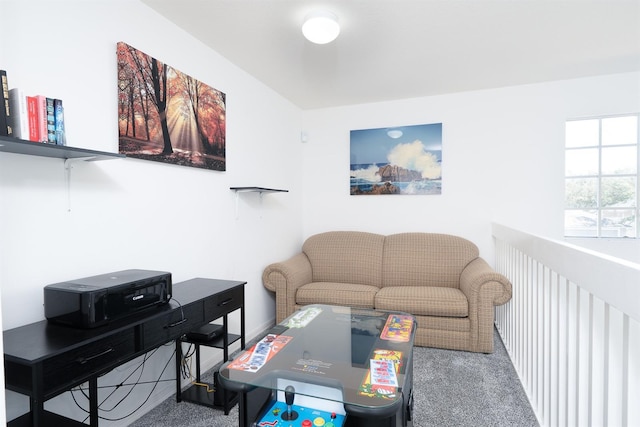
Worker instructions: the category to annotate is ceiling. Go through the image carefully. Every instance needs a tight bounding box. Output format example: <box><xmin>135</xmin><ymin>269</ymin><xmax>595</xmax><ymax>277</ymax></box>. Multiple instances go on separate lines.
<box><xmin>142</xmin><ymin>0</ymin><xmax>640</xmax><ymax>110</ymax></box>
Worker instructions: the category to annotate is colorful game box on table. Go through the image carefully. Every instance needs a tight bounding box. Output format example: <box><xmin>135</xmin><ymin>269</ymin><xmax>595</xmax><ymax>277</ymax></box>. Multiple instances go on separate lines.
<box><xmin>227</xmin><ymin>334</ymin><xmax>293</xmax><ymax>373</ymax></box>
<box><xmin>380</xmin><ymin>314</ymin><xmax>414</xmax><ymax>342</ymax></box>
<box><xmin>359</xmin><ymin>349</ymin><xmax>403</xmax><ymax>399</ymax></box>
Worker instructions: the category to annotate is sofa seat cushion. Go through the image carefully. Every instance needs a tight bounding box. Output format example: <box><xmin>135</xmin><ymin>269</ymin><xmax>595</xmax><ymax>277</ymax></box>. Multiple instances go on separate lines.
<box><xmin>296</xmin><ymin>282</ymin><xmax>378</xmax><ymax>309</ymax></box>
<box><xmin>375</xmin><ymin>286</ymin><xmax>468</xmax><ymax>317</ymax></box>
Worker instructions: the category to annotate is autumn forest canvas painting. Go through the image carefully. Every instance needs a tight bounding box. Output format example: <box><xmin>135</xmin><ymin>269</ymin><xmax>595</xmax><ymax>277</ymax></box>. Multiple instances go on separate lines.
<box><xmin>117</xmin><ymin>42</ymin><xmax>226</xmax><ymax>171</ymax></box>
<box><xmin>350</xmin><ymin>123</ymin><xmax>442</xmax><ymax>195</ymax></box>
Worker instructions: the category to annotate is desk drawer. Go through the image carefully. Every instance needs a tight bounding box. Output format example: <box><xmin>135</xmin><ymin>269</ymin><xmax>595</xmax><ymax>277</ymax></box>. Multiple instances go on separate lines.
<box><xmin>43</xmin><ymin>329</ymin><xmax>135</xmax><ymax>396</ymax></box>
<box><xmin>205</xmin><ymin>286</ymin><xmax>243</xmax><ymax>320</ymax></box>
<box><xmin>142</xmin><ymin>302</ymin><xmax>204</xmax><ymax>348</ymax></box>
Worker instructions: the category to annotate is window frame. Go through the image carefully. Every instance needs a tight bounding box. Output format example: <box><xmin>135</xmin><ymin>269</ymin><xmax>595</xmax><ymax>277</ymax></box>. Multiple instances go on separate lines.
<box><xmin>564</xmin><ymin>113</ymin><xmax>640</xmax><ymax>239</ymax></box>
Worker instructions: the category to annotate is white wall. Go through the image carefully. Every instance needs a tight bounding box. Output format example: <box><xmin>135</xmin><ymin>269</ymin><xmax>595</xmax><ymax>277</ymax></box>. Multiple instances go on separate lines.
<box><xmin>0</xmin><ymin>0</ymin><xmax>303</xmax><ymax>424</ymax></box>
<box><xmin>301</xmin><ymin>72</ymin><xmax>640</xmax><ymax>262</ymax></box>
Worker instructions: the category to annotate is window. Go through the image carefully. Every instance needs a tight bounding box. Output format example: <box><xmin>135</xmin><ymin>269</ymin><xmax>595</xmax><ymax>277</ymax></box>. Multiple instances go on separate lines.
<box><xmin>564</xmin><ymin>114</ymin><xmax>639</xmax><ymax>238</ymax></box>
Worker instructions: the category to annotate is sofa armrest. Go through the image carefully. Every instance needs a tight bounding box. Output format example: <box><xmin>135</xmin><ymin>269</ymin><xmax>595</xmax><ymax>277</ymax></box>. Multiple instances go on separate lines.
<box><xmin>262</xmin><ymin>253</ymin><xmax>313</xmax><ymax>323</ymax></box>
<box><xmin>459</xmin><ymin>257</ymin><xmax>512</xmax><ymax>305</ymax></box>
<box><xmin>459</xmin><ymin>257</ymin><xmax>512</xmax><ymax>352</ymax></box>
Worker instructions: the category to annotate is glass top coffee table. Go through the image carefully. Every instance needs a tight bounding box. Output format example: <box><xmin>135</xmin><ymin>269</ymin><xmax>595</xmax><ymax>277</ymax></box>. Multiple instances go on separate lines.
<box><xmin>218</xmin><ymin>304</ymin><xmax>416</xmax><ymax>427</ymax></box>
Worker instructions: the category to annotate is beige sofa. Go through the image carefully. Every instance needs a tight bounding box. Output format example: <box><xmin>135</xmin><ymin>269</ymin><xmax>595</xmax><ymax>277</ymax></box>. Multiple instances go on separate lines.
<box><xmin>262</xmin><ymin>231</ymin><xmax>512</xmax><ymax>353</ymax></box>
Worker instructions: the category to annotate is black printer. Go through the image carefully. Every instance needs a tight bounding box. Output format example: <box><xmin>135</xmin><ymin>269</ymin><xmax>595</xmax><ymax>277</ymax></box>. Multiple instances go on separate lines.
<box><xmin>44</xmin><ymin>269</ymin><xmax>172</xmax><ymax>328</ymax></box>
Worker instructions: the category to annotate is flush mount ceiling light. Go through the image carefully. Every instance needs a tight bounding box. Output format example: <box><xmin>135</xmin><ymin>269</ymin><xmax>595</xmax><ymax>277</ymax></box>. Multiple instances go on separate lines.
<box><xmin>302</xmin><ymin>10</ymin><xmax>340</xmax><ymax>44</ymax></box>
<box><xmin>387</xmin><ymin>129</ymin><xmax>403</xmax><ymax>139</ymax></box>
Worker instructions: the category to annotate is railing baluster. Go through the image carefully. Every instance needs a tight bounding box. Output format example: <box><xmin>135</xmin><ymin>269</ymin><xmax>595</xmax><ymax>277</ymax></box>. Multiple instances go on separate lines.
<box><xmin>575</xmin><ymin>285</ymin><xmax>582</xmax><ymax>427</ymax></box>
<box><xmin>621</xmin><ymin>315</ymin><xmax>629</xmax><ymax>427</ymax></box>
<box><xmin>603</xmin><ymin>303</ymin><xmax>610</xmax><ymax>427</ymax></box>
<box><xmin>564</xmin><ymin>276</ymin><xmax>569</xmax><ymax>425</ymax></box>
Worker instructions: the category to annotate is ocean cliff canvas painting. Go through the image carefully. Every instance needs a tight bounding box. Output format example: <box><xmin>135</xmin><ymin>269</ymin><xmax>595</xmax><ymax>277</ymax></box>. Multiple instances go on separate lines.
<box><xmin>117</xmin><ymin>42</ymin><xmax>226</xmax><ymax>171</ymax></box>
<box><xmin>350</xmin><ymin>123</ymin><xmax>442</xmax><ymax>195</ymax></box>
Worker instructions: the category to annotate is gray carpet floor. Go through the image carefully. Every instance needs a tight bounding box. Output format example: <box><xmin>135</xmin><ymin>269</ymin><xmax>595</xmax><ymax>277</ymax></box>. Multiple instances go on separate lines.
<box><xmin>129</xmin><ymin>328</ymin><xmax>538</xmax><ymax>426</ymax></box>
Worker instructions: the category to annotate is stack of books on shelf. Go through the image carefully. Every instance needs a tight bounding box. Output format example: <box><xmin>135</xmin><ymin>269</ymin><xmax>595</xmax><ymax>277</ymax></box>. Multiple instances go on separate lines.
<box><xmin>0</xmin><ymin>69</ymin><xmax>66</xmax><ymax>146</ymax></box>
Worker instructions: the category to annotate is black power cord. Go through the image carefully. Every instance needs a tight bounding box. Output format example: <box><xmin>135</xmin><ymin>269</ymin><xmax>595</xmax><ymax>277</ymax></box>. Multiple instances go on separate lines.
<box><xmin>70</xmin><ymin>342</ymin><xmax>176</xmax><ymax>423</ymax></box>
<box><xmin>68</xmin><ymin>297</ymin><xmax>198</xmax><ymax>422</ymax></box>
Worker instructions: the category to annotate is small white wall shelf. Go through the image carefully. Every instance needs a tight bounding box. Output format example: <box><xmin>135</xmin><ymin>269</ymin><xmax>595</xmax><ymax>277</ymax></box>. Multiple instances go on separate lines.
<box><xmin>230</xmin><ymin>187</ymin><xmax>288</xmax><ymax>218</ymax></box>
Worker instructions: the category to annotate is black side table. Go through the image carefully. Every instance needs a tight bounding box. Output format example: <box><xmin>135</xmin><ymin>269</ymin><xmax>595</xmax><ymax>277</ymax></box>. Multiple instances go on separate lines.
<box><xmin>175</xmin><ymin>281</ymin><xmax>245</xmax><ymax>414</ymax></box>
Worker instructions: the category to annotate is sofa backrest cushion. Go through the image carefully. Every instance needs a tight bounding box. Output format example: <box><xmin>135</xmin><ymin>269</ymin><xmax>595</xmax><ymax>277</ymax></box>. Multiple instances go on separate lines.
<box><xmin>303</xmin><ymin>231</ymin><xmax>385</xmax><ymax>287</ymax></box>
<box><xmin>382</xmin><ymin>233</ymin><xmax>479</xmax><ymax>288</ymax></box>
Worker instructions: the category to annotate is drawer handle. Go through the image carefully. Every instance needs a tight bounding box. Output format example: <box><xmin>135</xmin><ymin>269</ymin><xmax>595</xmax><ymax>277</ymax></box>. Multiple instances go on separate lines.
<box><xmin>218</xmin><ymin>298</ymin><xmax>233</xmax><ymax>306</ymax></box>
<box><xmin>76</xmin><ymin>348</ymin><xmax>114</xmax><ymax>365</ymax></box>
<box><xmin>166</xmin><ymin>318</ymin><xmax>188</xmax><ymax>328</ymax></box>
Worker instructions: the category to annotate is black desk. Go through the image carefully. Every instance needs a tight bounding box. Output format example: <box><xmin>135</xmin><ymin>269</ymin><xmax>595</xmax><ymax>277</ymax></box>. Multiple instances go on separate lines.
<box><xmin>3</xmin><ymin>278</ymin><xmax>245</xmax><ymax>427</ymax></box>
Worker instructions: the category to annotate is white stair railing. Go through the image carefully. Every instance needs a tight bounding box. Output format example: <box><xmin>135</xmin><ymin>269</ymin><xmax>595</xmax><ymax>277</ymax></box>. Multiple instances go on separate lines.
<box><xmin>492</xmin><ymin>223</ymin><xmax>640</xmax><ymax>427</ymax></box>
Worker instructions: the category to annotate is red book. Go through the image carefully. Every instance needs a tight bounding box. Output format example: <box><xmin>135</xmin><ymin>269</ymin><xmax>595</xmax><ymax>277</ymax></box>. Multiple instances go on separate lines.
<box><xmin>27</xmin><ymin>96</ymin><xmax>41</xmax><ymax>142</ymax></box>
<box><xmin>34</xmin><ymin>95</ymin><xmax>47</xmax><ymax>142</ymax></box>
